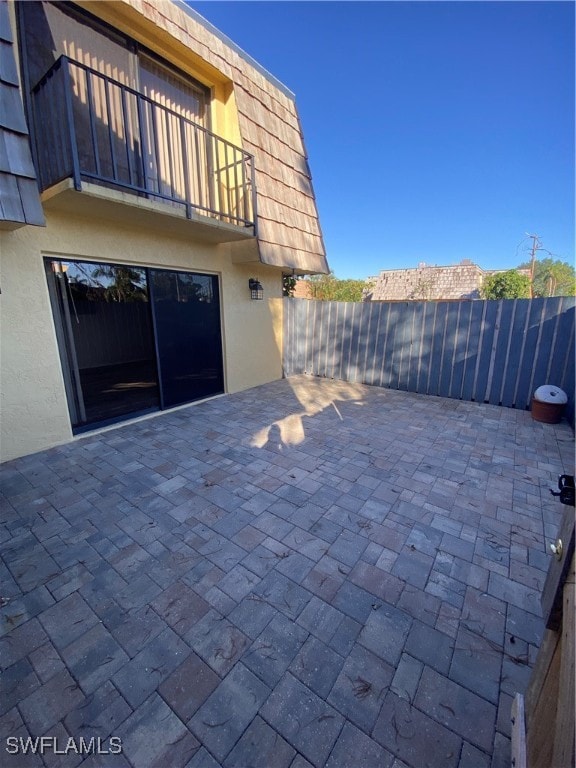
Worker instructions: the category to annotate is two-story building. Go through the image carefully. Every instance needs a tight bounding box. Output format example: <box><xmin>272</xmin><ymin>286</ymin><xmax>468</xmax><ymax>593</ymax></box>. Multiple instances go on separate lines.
<box><xmin>0</xmin><ymin>0</ymin><xmax>328</xmax><ymax>461</ymax></box>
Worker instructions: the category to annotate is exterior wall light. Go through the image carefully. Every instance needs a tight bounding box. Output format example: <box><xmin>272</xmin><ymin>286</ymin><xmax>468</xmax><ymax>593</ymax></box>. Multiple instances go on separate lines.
<box><xmin>249</xmin><ymin>278</ymin><xmax>264</xmax><ymax>300</ymax></box>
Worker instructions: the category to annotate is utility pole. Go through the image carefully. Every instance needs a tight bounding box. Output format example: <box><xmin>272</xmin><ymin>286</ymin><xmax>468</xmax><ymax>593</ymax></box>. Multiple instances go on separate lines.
<box><xmin>526</xmin><ymin>233</ymin><xmax>540</xmax><ymax>298</ymax></box>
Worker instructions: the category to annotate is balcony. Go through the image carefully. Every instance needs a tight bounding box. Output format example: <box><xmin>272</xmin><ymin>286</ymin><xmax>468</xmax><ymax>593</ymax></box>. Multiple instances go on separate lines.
<box><xmin>30</xmin><ymin>56</ymin><xmax>257</xmax><ymax>240</ymax></box>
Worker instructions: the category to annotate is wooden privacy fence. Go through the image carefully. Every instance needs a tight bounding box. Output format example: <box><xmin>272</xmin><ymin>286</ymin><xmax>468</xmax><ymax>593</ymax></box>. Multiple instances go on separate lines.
<box><xmin>283</xmin><ymin>297</ymin><xmax>575</xmax><ymax>424</ymax></box>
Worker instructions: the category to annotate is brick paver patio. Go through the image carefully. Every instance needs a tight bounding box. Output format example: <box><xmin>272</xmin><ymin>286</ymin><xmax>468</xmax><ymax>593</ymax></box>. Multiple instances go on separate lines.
<box><xmin>1</xmin><ymin>375</ymin><xmax>573</xmax><ymax>768</ymax></box>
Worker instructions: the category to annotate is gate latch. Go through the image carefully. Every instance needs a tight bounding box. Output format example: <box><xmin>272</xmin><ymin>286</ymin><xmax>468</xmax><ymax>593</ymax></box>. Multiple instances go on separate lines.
<box><xmin>550</xmin><ymin>474</ymin><xmax>575</xmax><ymax>507</ymax></box>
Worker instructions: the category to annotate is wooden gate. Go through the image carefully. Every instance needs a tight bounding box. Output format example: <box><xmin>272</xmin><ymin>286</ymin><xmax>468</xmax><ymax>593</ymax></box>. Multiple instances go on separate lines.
<box><xmin>512</xmin><ymin>492</ymin><xmax>575</xmax><ymax>768</ymax></box>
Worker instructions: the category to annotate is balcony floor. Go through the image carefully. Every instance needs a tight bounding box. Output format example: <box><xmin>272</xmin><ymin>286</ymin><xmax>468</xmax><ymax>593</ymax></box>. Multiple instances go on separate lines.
<box><xmin>1</xmin><ymin>375</ymin><xmax>573</xmax><ymax>767</ymax></box>
<box><xmin>42</xmin><ymin>178</ymin><xmax>257</xmax><ymax>244</ymax></box>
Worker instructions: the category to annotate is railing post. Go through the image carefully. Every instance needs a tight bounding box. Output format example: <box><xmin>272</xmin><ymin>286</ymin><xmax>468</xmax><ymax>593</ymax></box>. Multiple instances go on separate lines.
<box><xmin>250</xmin><ymin>157</ymin><xmax>258</xmax><ymax>236</ymax></box>
<box><xmin>120</xmin><ymin>88</ymin><xmax>134</xmax><ymax>187</ymax></box>
<box><xmin>84</xmin><ymin>66</ymin><xmax>102</xmax><ymax>178</ymax></box>
<box><xmin>179</xmin><ymin>118</ymin><xmax>192</xmax><ymax>219</ymax></box>
<box><xmin>62</xmin><ymin>57</ymin><xmax>82</xmax><ymax>191</ymax></box>
<box><xmin>135</xmin><ymin>93</ymin><xmax>148</xmax><ymax>192</ymax></box>
<box><xmin>150</xmin><ymin>103</ymin><xmax>162</xmax><ymax>196</ymax></box>
<box><xmin>103</xmin><ymin>78</ymin><xmax>119</xmax><ymax>181</ymax></box>
<box><xmin>206</xmin><ymin>133</ymin><xmax>216</xmax><ymax>217</ymax></box>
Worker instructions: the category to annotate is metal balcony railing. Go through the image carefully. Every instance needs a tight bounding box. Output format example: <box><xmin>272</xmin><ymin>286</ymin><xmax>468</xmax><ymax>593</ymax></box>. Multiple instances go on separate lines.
<box><xmin>31</xmin><ymin>56</ymin><xmax>257</xmax><ymax>232</ymax></box>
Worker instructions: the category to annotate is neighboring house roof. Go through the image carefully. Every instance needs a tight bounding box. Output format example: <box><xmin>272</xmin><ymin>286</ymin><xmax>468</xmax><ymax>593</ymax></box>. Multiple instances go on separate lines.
<box><xmin>364</xmin><ymin>260</ymin><xmax>531</xmax><ymax>301</ymax></box>
<box><xmin>0</xmin><ymin>0</ymin><xmax>44</xmax><ymax>228</ymax></box>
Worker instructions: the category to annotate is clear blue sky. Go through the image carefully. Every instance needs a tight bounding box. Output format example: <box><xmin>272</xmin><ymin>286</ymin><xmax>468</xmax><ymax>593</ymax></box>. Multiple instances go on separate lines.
<box><xmin>190</xmin><ymin>1</ymin><xmax>574</xmax><ymax>279</ymax></box>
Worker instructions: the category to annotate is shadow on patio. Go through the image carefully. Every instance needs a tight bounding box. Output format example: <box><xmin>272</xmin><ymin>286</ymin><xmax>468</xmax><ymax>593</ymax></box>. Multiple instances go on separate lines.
<box><xmin>0</xmin><ymin>375</ymin><xmax>573</xmax><ymax>767</ymax></box>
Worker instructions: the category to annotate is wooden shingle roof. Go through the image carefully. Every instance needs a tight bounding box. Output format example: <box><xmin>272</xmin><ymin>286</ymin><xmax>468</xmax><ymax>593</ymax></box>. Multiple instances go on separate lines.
<box><xmin>0</xmin><ymin>0</ymin><xmax>44</xmax><ymax>228</ymax></box>
<box><xmin>130</xmin><ymin>0</ymin><xmax>329</xmax><ymax>274</ymax></box>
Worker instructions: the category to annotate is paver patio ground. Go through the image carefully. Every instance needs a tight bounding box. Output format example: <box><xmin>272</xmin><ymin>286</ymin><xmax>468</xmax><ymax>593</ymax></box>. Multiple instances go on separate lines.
<box><xmin>1</xmin><ymin>375</ymin><xmax>573</xmax><ymax>767</ymax></box>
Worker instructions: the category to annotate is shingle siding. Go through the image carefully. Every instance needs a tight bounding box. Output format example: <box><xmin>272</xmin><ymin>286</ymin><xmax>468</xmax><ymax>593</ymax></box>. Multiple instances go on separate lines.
<box><xmin>364</xmin><ymin>262</ymin><xmax>531</xmax><ymax>302</ymax></box>
<box><xmin>0</xmin><ymin>0</ymin><xmax>44</xmax><ymax>228</ymax></box>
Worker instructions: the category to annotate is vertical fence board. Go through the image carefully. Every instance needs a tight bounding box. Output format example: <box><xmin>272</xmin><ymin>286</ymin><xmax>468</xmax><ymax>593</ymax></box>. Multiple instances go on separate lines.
<box><xmin>311</xmin><ymin>299</ymin><xmax>320</xmax><ymax>375</ymax></box>
<box><xmin>353</xmin><ymin>302</ymin><xmax>363</xmax><ymax>383</ymax></box>
<box><xmin>438</xmin><ymin>303</ymin><xmax>460</xmax><ymax>398</ymax></box>
<box><xmin>295</xmin><ymin>299</ymin><xmax>303</xmax><ymax>374</ymax></box>
<box><xmin>473</xmin><ymin>301</ymin><xmax>498</xmax><ymax>403</ymax></box>
<box><xmin>378</xmin><ymin>303</ymin><xmax>392</xmax><ymax>388</ymax></box>
<box><xmin>395</xmin><ymin>304</ymin><xmax>411</xmax><ymax>390</ymax></box>
<box><xmin>482</xmin><ymin>300</ymin><xmax>503</xmax><ymax>404</ymax></box>
<box><xmin>515</xmin><ymin>299</ymin><xmax>547</xmax><ymax>409</ymax></box>
<box><xmin>366</xmin><ymin>303</ymin><xmax>378</xmax><ymax>386</ymax></box>
<box><xmin>309</xmin><ymin>299</ymin><xmax>319</xmax><ymax>376</ymax></box>
<box><xmin>284</xmin><ymin>298</ymin><xmax>291</xmax><ymax>376</ymax></box>
<box><xmin>362</xmin><ymin>302</ymin><xmax>378</xmax><ymax>385</ymax></box>
<box><xmin>328</xmin><ymin>302</ymin><xmax>338</xmax><ymax>380</ymax></box>
<box><xmin>409</xmin><ymin>301</ymin><xmax>422</xmax><ymax>392</ymax></box>
<box><xmin>344</xmin><ymin>302</ymin><xmax>356</xmax><ymax>381</ymax></box>
<box><xmin>450</xmin><ymin>301</ymin><xmax>472</xmax><ymax>400</ymax></box>
<box><xmin>319</xmin><ymin>300</ymin><xmax>329</xmax><ymax>377</ymax></box>
<box><xmin>487</xmin><ymin>300</ymin><xmax>515</xmax><ymax>405</ymax></box>
<box><xmin>370</xmin><ymin>302</ymin><xmax>386</xmax><ymax>385</ymax></box>
<box><xmin>357</xmin><ymin>303</ymin><xmax>368</xmax><ymax>381</ymax></box>
<box><xmin>288</xmin><ymin>299</ymin><xmax>296</xmax><ymax>377</ymax></box>
<box><xmin>356</xmin><ymin>304</ymin><xmax>370</xmax><ymax>384</ymax></box>
<box><xmin>302</xmin><ymin>300</ymin><xmax>310</xmax><ymax>373</ymax></box>
<box><xmin>496</xmin><ymin>300</ymin><xmax>519</xmax><ymax>406</ymax></box>
<box><xmin>331</xmin><ymin>302</ymin><xmax>343</xmax><ymax>380</ymax></box>
<box><xmin>427</xmin><ymin>302</ymin><xmax>448</xmax><ymax>396</ymax></box>
<box><xmin>385</xmin><ymin>303</ymin><xmax>402</xmax><ymax>389</ymax></box>
<box><xmin>298</xmin><ymin>299</ymin><xmax>305</xmax><ymax>374</ymax></box>
<box><xmin>316</xmin><ymin>300</ymin><xmax>327</xmax><ymax>377</ymax></box>
<box><xmin>446</xmin><ymin>302</ymin><xmax>462</xmax><ymax>399</ymax></box>
<box><xmin>377</xmin><ymin>304</ymin><xmax>391</xmax><ymax>388</ymax></box>
<box><xmin>461</xmin><ymin>301</ymin><xmax>485</xmax><ymax>401</ymax></box>
<box><xmin>407</xmin><ymin>302</ymin><xmax>425</xmax><ymax>393</ymax></box>
<box><xmin>501</xmin><ymin>300</ymin><xmax>530</xmax><ymax>407</ymax></box>
<box><xmin>417</xmin><ymin>302</ymin><xmax>435</xmax><ymax>394</ymax></box>
<box><xmin>339</xmin><ymin>302</ymin><xmax>351</xmax><ymax>382</ymax></box>
<box><xmin>326</xmin><ymin>301</ymin><xmax>337</xmax><ymax>378</ymax></box>
<box><xmin>395</xmin><ymin>303</ymin><xmax>412</xmax><ymax>391</ymax></box>
<box><xmin>291</xmin><ymin>298</ymin><xmax>298</xmax><ymax>377</ymax></box>
<box><xmin>309</xmin><ymin>300</ymin><xmax>316</xmax><ymax>374</ymax></box>
<box><xmin>298</xmin><ymin>299</ymin><xmax>307</xmax><ymax>375</ymax></box>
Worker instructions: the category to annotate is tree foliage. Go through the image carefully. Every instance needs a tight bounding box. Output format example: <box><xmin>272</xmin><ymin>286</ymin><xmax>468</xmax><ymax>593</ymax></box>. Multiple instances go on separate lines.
<box><xmin>71</xmin><ymin>264</ymin><xmax>148</xmax><ymax>303</ymax></box>
<box><xmin>518</xmin><ymin>257</ymin><xmax>576</xmax><ymax>297</ymax></box>
<box><xmin>305</xmin><ymin>272</ymin><xmax>368</xmax><ymax>302</ymax></box>
<box><xmin>282</xmin><ymin>274</ymin><xmax>298</xmax><ymax>297</ymax></box>
<box><xmin>481</xmin><ymin>270</ymin><xmax>531</xmax><ymax>300</ymax></box>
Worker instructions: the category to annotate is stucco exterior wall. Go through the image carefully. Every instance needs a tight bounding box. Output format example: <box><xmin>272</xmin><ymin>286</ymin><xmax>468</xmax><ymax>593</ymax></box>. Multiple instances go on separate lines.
<box><xmin>0</xmin><ymin>213</ymin><xmax>284</xmax><ymax>461</ymax></box>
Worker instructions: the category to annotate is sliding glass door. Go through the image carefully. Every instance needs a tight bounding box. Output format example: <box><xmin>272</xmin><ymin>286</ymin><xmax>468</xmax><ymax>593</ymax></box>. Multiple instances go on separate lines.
<box><xmin>150</xmin><ymin>270</ymin><xmax>223</xmax><ymax>407</ymax></box>
<box><xmin>45</xmin><ymin>259</ymin><xmax>223</xmax><ymax>430</ymax></box>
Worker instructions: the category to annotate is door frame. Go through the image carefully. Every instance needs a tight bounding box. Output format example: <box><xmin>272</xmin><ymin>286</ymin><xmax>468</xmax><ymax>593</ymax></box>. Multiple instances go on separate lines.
<box><xmin>44</xmin><ymin>255</ymin><xmax>225</xmax><ymax>432</ymax></box>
